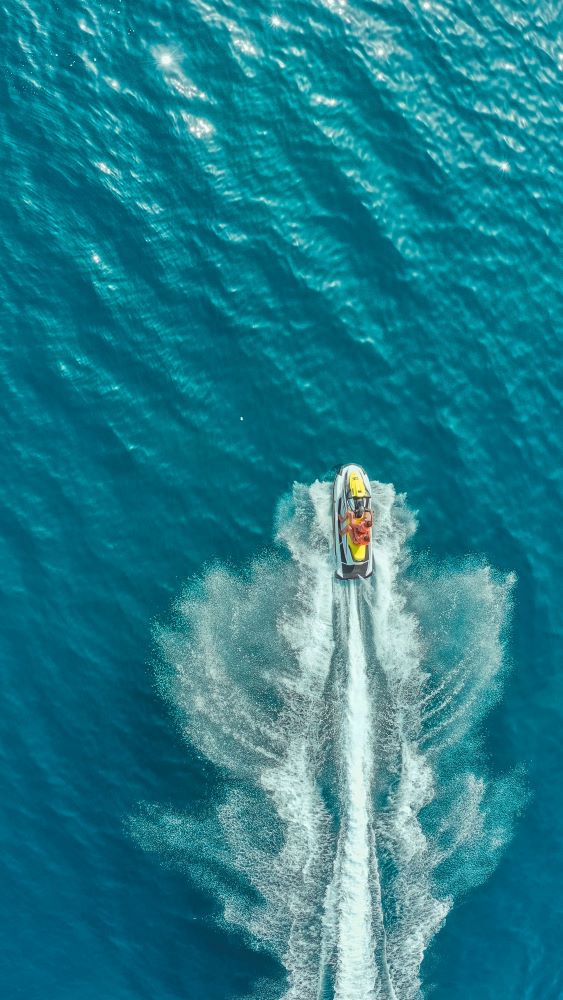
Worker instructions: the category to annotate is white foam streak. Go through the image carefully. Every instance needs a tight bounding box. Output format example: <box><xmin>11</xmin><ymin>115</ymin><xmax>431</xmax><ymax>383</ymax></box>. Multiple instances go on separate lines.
<box><xmin>333</xmin><ymin>589</ymin><xmax>377</xmax><ymax>1000</ymax></box>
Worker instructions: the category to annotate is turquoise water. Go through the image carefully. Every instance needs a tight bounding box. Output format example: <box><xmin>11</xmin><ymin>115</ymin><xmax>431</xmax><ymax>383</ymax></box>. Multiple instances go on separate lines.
<box><xmin>1</xmin><ymin>0</ymin><xmax>561</xmax><ymax>997</ymax></box>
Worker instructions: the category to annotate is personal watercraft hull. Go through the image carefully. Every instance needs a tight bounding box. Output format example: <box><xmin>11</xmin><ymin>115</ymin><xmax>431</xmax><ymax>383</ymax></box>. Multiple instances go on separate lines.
<box><xmin>333</xmin><ymin>464</ymin><xmax>374</xmax><ymax>580</ymax></box>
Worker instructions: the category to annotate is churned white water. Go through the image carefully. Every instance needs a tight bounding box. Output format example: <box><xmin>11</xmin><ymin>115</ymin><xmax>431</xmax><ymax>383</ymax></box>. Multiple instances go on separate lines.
<box><xmin>329</xmin><ymin>587</ymin><xmax>382</xmax><ymax>1000</ymax></box>
<box><xmin>132</xmin><ymin>481</ymin><xmax>523</xmax><ymax>1000</ymax></box>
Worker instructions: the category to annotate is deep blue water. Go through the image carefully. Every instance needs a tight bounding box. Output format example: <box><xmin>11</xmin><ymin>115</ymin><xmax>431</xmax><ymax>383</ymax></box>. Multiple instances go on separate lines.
<box><xmin>1</xmin><ymin>0</ymin><xmax>562</xmax><ymax>997</ymax></box>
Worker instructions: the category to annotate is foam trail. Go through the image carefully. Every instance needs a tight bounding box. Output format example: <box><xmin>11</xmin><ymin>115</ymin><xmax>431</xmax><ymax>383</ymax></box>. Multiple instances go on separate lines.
<box><xmin>133</xmin><ymin>480</ymin><xmax>523</xmax><ymax>1000</ymax></box>
<box><xmin>332</xmin><ymin>585</ymin><xmax>377</xmax><ymax>999</ymax></box>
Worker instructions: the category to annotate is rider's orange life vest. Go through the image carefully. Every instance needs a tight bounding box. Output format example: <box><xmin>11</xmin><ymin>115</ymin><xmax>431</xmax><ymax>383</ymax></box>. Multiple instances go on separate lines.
<box><xmin>350</xmin><ymin>515</ymin><xmax>372</xmax><ymax>545</ymax></box>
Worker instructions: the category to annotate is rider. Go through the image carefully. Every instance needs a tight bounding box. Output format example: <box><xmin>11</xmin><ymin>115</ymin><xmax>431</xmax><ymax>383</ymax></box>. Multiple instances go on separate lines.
<box><xmin>339</xmin><ymin>499</ymin><xmax>373</xmax><ymax>544</ymax></box>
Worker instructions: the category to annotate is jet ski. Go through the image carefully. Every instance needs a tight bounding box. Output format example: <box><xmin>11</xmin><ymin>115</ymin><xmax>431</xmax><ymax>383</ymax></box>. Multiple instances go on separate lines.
<box><xmin>333</xmin><ymin>464</ymin><xmax>374</xmax><ymax>579</ymax></box>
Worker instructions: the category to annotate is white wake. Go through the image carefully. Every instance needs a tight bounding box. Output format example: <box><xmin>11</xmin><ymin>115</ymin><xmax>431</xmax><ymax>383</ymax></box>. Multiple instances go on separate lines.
<box><xmin>132</xmin><ymin>480</ymin><xmax>523</xmax><ymax>1000</ymax></box>
<box><xmin>330</xmin><ymin>587</ymin><xmax>380</xmax><ymax>1000</ymax></box>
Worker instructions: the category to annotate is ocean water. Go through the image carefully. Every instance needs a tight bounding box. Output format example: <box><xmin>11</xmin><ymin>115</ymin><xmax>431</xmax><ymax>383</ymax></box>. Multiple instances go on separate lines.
<box><xmin>1</xmin><ymin>0</ymin><xmax>561</xmax><ymax>998</ymax></box>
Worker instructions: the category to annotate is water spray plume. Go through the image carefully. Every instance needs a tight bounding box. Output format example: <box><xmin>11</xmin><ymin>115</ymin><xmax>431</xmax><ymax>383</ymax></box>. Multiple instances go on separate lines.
<box><xmin>132</xmin><ymin>481</ymin><xmax>524</xmax><ymax>999</ymax></box>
